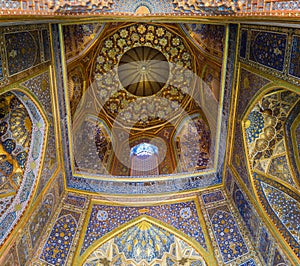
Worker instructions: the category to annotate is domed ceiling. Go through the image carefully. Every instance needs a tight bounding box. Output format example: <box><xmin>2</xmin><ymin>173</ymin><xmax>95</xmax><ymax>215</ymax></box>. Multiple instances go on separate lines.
<box><xmin>65</xmin><ymin>22</ymin><xmax>227</xmax><ymax>193</ymax></box>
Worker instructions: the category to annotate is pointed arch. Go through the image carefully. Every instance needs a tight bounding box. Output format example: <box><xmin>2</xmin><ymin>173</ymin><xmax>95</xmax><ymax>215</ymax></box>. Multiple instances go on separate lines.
<box><xmin>241</xmin><ymin>85</ymin><xmax>300</xmax><ymax>259</ymax></box>
<box><xmin>0</xmin><ymin>88</ymin><xmax>48</xmax><ymax>246</ymax></box>
<box><xmin>77</xmin><ymin>215</ymin><xmax>214</xmax><ymax>266</ymax></box>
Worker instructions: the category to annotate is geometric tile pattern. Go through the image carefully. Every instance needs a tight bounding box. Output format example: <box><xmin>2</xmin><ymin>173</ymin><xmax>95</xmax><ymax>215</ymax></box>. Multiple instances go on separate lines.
<box><xmin>261</xmin><ymin>182</ymin><xmax>300</xmax><ymax>244</ymax></box>
<box><xmin>231</xmin><ymin>68</ymin><xmax>271</xmax><ymax>189</ymax></box>
<box><xmin>81</xmin><ymin>200</ymin><xmax>207</xmax><ymax>255</ymax></box>
<box><xmin>207</xmin><ymin>206</ymin><xmax>249</xmax><ymax>263</ymax></box>
<box><xmin>40</xmin><ymin>209</ymin><xmax>81</xmax><ymax>266</ymax></box>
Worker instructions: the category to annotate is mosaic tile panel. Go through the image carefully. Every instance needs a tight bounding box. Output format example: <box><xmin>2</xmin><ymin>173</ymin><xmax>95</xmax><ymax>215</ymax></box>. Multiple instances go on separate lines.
<box><xmin>202</xmin><ymin>190</ymin><xmax>225</xmax><ymax>204</ymax></box>
<box><xmin>0</xmin><ymin>91</ymin><xmax>46</xmax><ymax>245</ymax></box>
<box><xmin>68</xmin><ymin>172</ymin><xmax>222</xmax><ymax>194</ymax></box>
<box><xmin>233</xmin><ymin>183</ymin><xmax>260</xmax><ymax>241</ymax></box>
<box><xmin>289</xmin><ymin>35</ymin><xmax>300</xmax><ymax>78</ymax></box>
<box><xmin>64</xmin><ymin>194</ymin><xmax>87</xmax><ymax>208</ymax></box>
<box><xmin>207</xmin><ymin>206</ymin><xmax>248</xmax><ymax>263</ymax></box>
<box><xmin>40</xmin><ymin>209</ymin><xmax>81</xmax><ymax>266</ymax></box>
<box><xmin>254</xmin><ymin>172</ymin><xmax>300</xmax><ymax>258</ymax></box>
<box><xmin>5</xmin><ymin>31</ymin><xmax>41</xmax><ymax>75</ymax></box>
<box><xmin>81</xmin><ymin>200</ymin><xmax>206</xmax><ymax>255</ymax></box>
<box><xmin>29</xmin><ymin>193</ymin><xmax>55</xmax><ymax>248</ymax></box>
<box><xmin>258</xmin><ymin>227</ymin><xmax>272</xmax><ymax>264</ymax></box>
<box><xmin>249</xmin><ymin>31</ymin><xmax>287</xmax><ymax>72</ymax></box>
<box><xmin>239</xmin><ymin>29</ymin><xmax>248</xmax><ymax>59</ymax></box>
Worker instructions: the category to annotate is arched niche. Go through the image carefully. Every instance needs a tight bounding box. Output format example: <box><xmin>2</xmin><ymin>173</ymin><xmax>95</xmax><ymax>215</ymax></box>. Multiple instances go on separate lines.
<box><xmin>73</xmin><ymin>115</ymin><xmax>113</xmax><ymax>175</ymax></box>
<box><xmin>241</xmin><ymin>86</ymin><xmax>300</xmax><ymax>259</ymax></box>
<box><xmin>0</xmin><ymin>89</ymin><xmax>47</xmax><ymax>245</ymax></box>
<box><xmin>79</xmin><ymin>216</ymin><xmax>210</xmax><ymax>266</ymax></box>
<box><xmin>173</xmin><ymin>112</ymin><xmax>211</xmax><ymax>173</ymax></box>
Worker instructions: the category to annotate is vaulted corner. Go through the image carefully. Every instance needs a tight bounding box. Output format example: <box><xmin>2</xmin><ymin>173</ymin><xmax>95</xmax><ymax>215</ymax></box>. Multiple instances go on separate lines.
<box><xmin>0</xmin><ymin>90</ymin><xmax>47</xmax><ymax>245</ymax></box>
<box><xmin>0</xmin><ymin>1</ymin><xmax>300</xmax><ymax>266</ymax></box>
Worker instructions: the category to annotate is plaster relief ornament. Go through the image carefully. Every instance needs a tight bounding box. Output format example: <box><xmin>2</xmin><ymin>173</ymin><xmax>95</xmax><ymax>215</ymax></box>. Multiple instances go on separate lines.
<box><xmin>173</xmin><ymin>0</ymin><xmax>243</xmax><ymax>13</ymax></box>
<box><xmin>47</xmin><ymin>0</ymin><xmax>113</xmax><ymax>12</ymax></box>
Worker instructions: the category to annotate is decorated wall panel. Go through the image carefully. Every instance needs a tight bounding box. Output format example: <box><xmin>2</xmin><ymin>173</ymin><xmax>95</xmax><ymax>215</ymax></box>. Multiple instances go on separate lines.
<box><xmin>83</xmin><ymin>220</ymin><xmax>207</xmax><ymax>266</ymax></box>
<box><xmin>20</xmin><ymin>70</ymin><xmax>59</xmax><ymax>199</ymax></box>
<box><xmin>62</xmin><ymin>23</ymin><xmax>105</xmax><ymax>62</ymax></box>
<box><xmin>40</xmin><ymin>209</ymin><xmax>81</xmax><ymax>265</ymax></box>
<box><xmin>239</xmin><ymin>25</ymin><xmax>300</xmax><ymax>87</ymax></box>
<box><xmin>0</xmin><ymin>168</ymin><xmax>62</xmax><ymax>265</ymax></box>
<box><xmin>236</xmin><ymin>64</ymin><xmax>300</xmax><ymax>260</ymax></box>
<box><xmin>225</xmin><ymin>168</ymin><xmax>293</xmax><ymax>265</ymax></box>
<box><xmin>206</xmin><ymin>205</ymin><xmax>249</xmax><ymax>263</ymax></box>
<box><xmin>79</xmin><ymin>199</ymin><xmax>208</xmax><ymax>258</ymax></box>
<box><xmin>0</xmin><ymin>91</ymin><xmax>46</xmax><ymax>246</ymax></box>
<box><xmin>230</xmin><ymin>67</ymin><xmax>271</xmax><ymax>190</ymax></box>
<box><xmin>0</xmin><ymin>24</ymin><xmax>51</xmax><ymax>88</ymax></box>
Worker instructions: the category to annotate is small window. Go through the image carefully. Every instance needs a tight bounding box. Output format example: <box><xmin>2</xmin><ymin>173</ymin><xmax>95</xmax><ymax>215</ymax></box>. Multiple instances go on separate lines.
<box><xmin>130</xmin><ymin>143</ymin><xmax>159</xmax><ymax>176</ymax></box>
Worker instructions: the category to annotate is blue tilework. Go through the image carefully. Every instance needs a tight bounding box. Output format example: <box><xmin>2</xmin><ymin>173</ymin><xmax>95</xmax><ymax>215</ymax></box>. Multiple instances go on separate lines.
<box><xmin>239</xmin><ymin>29</ymin><xmax>248</xmax><ymax>59</ymax></box>
<box><xmin>40</xmin><ymin>209</ymin><xmax>81</xmax><ymax>266</ymax></box>
<box><xmin>249</xmin><ymin>31</ymin><xmax>287</xmax><ymax>72</ymax></box>
<box><xmin>202</xmin><ymin>190</ymin><xmax>225</xmax><ymax>204</ymax></box>
<box><xmin>29</xmin><ymin>193</ymin><xmax>55</xmax><ymax>248</ymax></box>
<box><xmin>64</xmin><ymin>194</ymin><xmax>86</xmax><ymax>208</ymax></box>
<box><xmin>239</xmin><ymin>258</ymin><xmax>256</xmax><ymax>266</ymax></box>
<box><xmin>254</xmin><ymin>172</ymin><xmax>300</xmax><ymax>258</ymax></box>
<box><xmin>233</xmin><ymin>183</ymin><xmax>260</xmax><ymax>241</ymax></box>
<box><xmin>81</xmin><ymin>200</ymin><xmax>206</xmax><ymax>255</ymax></box>
<box><xmin>208</xmin><ymin>207</ymin><xmax>248</xmax><ymax>263</ymax></box>
<box><xmin>258</xmin><ymin>227</ymin><xmax>272</xmax><ymax>264</ymax></box>
<box><xmin>289</xmin><ymin>35</ymin><xmax>300</xmax><ymax>78</ymax></box>
<box><xmin>5</xmin><ymin>31</ymin><xmax>41</xmax><ymax>75</ymax></box>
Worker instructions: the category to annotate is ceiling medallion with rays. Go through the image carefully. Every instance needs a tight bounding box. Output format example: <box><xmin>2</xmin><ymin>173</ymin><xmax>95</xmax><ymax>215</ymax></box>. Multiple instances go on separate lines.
<box><xmin>92</xmin><ymin>23</ymin><xmax>195</xmax><ymax>127</ymax></box>
<box><xmin>118</xmin><ymin>46</ymin><xmax>169</xmax><ymax>97</ymax></box>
